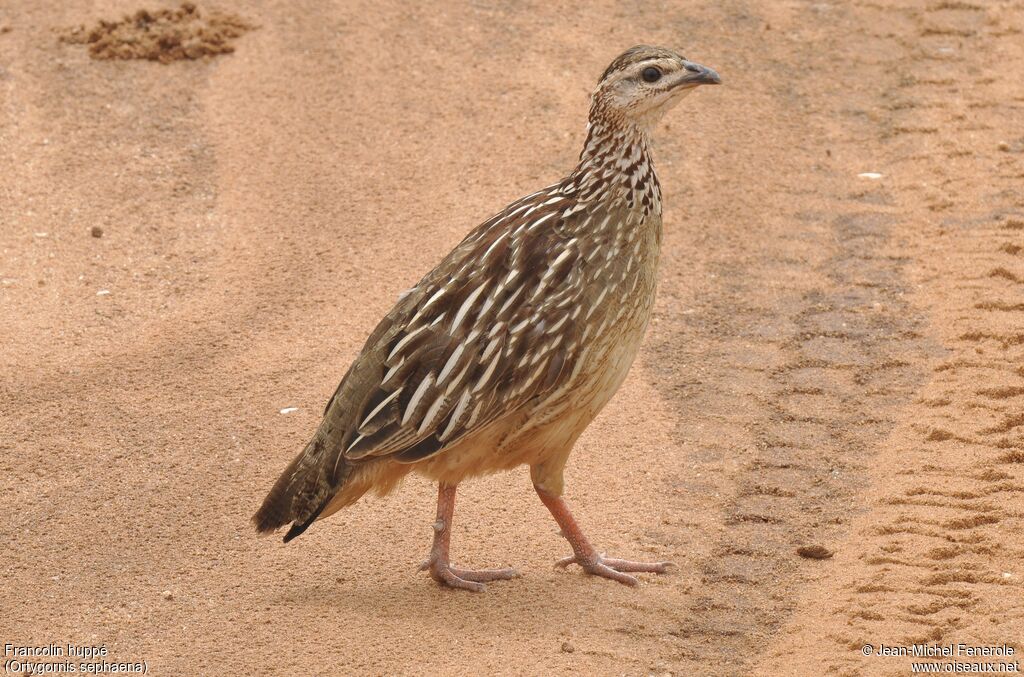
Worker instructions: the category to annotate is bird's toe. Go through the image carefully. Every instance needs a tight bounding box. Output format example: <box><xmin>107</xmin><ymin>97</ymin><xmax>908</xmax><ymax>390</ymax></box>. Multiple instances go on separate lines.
<box><xmin>601</xmin><ymin>558</ymin><xmax>675</xmax><ymax>574</ymax></box>
<box><xmin>431</xmin><ymin>567</ymin><xmax>487</xmax><ymax>592</ymax></box>
<box><xmin>589</xmin><ymin>562</ymin><xmax>640</xmax><ymax>586</ymax></box>
<box><xmin>421</xmin><ymin>559</ymin><xmax>517</xmax><ymax>591</ymax></box>
<box><xmin>555</xmin><ymin>553</ymin><xmax>673</xmax><ymax>585</ymax></box>
<box><xmin>448</xmin><ymin>565</ymin><xmax>519</xmax><ymax>582</ymax></box>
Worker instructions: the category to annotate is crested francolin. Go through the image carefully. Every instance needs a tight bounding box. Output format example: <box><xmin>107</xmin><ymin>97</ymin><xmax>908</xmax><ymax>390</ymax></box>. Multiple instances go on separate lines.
<box><xmin>254</xmin><ymin>45</ymin><xmax>721</xmax><ymax>591</ymax></box>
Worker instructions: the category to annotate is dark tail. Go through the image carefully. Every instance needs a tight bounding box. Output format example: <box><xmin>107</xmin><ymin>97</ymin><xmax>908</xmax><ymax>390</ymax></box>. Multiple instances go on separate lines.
<box><xmin>252</xmin><ymin>432</ymin><xmax>348</xmax><ymax>542</ymax></box>
<box><xmin>282</xmin><ymin>500</ymin><xmax>327</xmax><ymax>543</ymax></box>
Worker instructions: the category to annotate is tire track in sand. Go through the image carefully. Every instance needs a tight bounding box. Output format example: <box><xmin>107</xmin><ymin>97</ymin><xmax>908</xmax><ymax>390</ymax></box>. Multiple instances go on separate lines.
<box><xmin>757</xmin><ymin>1</ymin><xmax>1024</xmax><ymax>674</ymax></box>
<box><xmin>3</xmin><ymin>0</ymin><xmax>1021</xmax><ymax>675</ymax></box>
<box><xmin>639</xmin><ymin>3</ymin><xmax>942</xmax><ymax>672</ymax></box>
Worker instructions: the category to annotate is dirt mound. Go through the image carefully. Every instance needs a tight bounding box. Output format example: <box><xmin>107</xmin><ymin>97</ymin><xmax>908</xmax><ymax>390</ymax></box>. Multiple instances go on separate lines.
<box><xmin>60</xmin><ymin>2</ymin><xmax>254</xmax><ymax>64</ymax></box>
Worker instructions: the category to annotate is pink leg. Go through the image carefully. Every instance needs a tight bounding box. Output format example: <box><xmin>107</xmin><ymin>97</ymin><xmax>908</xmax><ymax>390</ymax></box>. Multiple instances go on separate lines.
<box><xmin>535</xmin><ymin>484</ymin><xmax>673</xmax><ymax>586</ymax></box>
<box><xmin>419</xmin><ymin>483</ymin><xmax>518</xmax><ymax>592</ymax></box>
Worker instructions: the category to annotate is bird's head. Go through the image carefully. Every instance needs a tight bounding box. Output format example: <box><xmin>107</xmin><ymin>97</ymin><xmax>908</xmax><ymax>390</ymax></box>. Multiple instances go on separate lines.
<box><xmin>591</xmin><ymin>45</ymin><xmax>720</xmax><ymax>128</ymax></box>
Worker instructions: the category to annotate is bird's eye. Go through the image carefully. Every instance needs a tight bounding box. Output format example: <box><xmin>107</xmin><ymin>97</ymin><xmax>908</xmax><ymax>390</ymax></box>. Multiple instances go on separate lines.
<box><xmin>641</xmin><ymin>67</ymin><xmax>662</xmax><ymax>83</ymax></box>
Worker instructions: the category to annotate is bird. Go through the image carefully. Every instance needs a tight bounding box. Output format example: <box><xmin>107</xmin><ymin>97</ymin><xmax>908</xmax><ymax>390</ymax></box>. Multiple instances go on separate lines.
<box><xmin>253</xmin><ymin>45</ymin><xmax>720</xmax><ymax>591</ymax></box>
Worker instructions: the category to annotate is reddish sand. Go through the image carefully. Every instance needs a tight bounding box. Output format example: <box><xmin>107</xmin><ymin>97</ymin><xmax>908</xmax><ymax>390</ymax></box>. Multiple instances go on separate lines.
<box><xmin>1</xmin><ymin>1</ymin><xmax>1022</xmax><ymax>675</ymax></box>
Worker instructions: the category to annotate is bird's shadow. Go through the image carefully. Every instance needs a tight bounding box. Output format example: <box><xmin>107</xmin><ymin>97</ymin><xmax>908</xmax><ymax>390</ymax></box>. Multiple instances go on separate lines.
<box><xmin>270</xmin><ymin>567</ymin><xmax>625</xmax><ymax>627</ymax></box>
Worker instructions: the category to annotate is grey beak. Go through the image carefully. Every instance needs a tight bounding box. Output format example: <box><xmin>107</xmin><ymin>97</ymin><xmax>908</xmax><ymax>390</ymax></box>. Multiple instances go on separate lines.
<box><xmin>679</xmin><ymin>61</ymin><xmax>722</xmax><ymax>86</ymax></box>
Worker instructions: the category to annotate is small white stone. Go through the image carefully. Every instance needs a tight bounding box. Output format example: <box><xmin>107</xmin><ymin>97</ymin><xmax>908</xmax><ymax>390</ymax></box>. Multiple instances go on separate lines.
<box><xmin>279</xmin><ymin>407</ymin><xmax>298</xmax><ymax>414</ymax></box>
<box><xmin>1003</xmin><ymin>572</ymin><xmax>1013</xmax><ymax>579</ymax></box>
<box><xmin>34</xmin><ymin>232</ymin><xmax>49</xmax><ymax>237</ymax></box>
<box><xmin>161</xmin><ymin>590</ymin><xmax>173</xmax><ymax>600</ymax></box>
<box><xmin>857</xmin><ymin>172</ymin><xmax>883</xmax><ymax>179</ymax></box>
<box><xmin>96</xmin><ymin>289</ymin><xmax>110</xmax><ymax>296</ymax></box>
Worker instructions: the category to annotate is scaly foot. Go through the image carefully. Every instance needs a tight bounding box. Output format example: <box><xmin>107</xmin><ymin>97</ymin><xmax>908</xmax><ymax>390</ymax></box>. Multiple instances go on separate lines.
<box><xmin>555</xmin><ymin>552</ymin><xmax>673</xmax><ymax>586</ymax></box>
<box><xmin>534</xmin><ymin>483</ymin><xmax>673</xmax><ymax>586</ymax></box>
<box><xmin>421</xmin><ymin>483</ymin><xmax>517</xmax><ymax>592</ymax></box>
<box><xmin>419</xmin><ymin>559</ymin><xmax>519</xmax><ymax>592</ymax></box>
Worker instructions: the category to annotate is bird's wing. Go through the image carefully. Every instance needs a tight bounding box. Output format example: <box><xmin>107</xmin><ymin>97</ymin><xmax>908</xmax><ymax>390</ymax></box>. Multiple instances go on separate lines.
<box><xmin>323</xmin><ymin>189</ymin><xmax>596</xmax><ymax>468</ymax></box>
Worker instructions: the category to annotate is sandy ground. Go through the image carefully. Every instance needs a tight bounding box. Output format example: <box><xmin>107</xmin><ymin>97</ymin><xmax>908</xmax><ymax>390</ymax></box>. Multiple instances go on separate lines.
<box><xmin>2</xmin><ymin>1</ymin><xmax>1023</xmax><ymax>675</ymax></box>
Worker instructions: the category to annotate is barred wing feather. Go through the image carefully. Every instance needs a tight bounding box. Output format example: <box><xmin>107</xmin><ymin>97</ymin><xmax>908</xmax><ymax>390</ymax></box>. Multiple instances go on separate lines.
<box><xmin>327</xmin><ymin>189</ymin><xmax>590</xmax><ymax>467</ymax></box>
